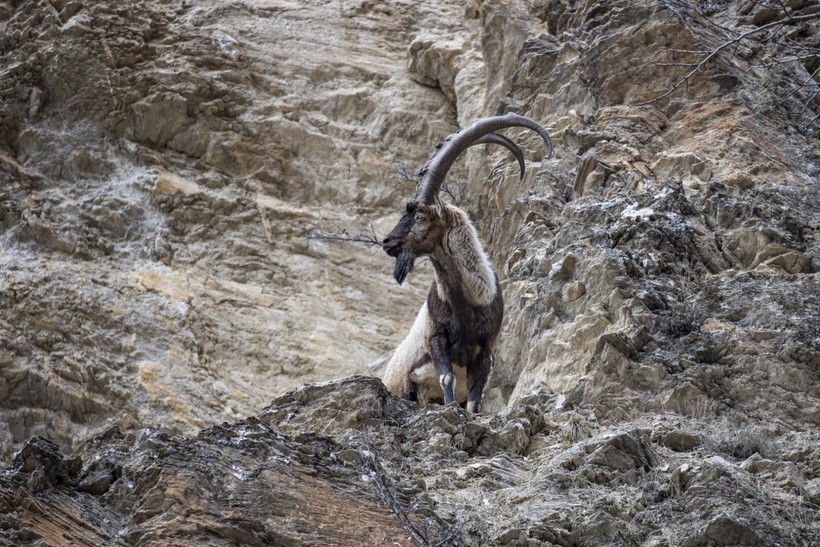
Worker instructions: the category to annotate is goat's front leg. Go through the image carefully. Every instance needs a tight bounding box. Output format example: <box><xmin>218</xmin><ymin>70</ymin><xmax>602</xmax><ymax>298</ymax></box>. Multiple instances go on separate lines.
<box><xmin>428</xmin><ymin>334</ymin><xmax>455</xmax><ymax>405</ymax></box>
<box><xmin>466</xmin><ymin>346</ymin><xmax>492</xmax><ymax>413</ymax></box>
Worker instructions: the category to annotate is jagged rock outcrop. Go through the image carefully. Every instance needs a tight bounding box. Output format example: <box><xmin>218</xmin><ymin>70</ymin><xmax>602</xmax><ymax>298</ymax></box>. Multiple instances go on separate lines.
<box><xmin>1</xmin><ymin>0</ymin><xmax>819</xmax><ymax>544</ymax></box>
<box><xmin>3</xmin><ymin>377</ymin><xmax>819</xmax><ymax>545</ymax></box>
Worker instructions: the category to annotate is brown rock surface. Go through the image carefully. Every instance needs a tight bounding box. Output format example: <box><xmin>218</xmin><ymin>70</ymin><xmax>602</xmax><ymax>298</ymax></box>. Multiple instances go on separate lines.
<box><xmin>1</xmin><ymin>0</ymin><xmax>819</xmax><ymax>545</ymax></box>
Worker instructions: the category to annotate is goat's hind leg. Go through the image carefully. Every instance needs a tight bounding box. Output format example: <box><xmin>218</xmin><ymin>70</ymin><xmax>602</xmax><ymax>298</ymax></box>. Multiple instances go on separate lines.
<box><xmin>466</xmin><ymin>348</ymin><xmax>492</xmax><ymax>413</ymax></box>
<box><xmin>429</xmin><ymin>334</ymin><xmax>456</xmax><ymax>405</ymax></box>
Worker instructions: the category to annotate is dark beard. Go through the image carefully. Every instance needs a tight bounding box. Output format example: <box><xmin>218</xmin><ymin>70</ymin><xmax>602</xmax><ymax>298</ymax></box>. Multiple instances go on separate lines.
<box><xmin>393</xmin><ymin>250</ymin><xmax>415</xmax><ymax>285</ymax></box>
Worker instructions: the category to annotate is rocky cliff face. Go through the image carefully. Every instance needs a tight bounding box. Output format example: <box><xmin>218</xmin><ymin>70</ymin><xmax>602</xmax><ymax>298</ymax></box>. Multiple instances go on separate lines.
<box><xmin>1</xmin><ymin>0</ymin><xmax>819</xmax><ymax>545</ymax></box>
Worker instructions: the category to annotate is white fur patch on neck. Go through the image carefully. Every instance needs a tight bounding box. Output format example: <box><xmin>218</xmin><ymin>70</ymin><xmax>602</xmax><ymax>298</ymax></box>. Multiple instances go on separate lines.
<box><xmin>435</xmin><ymin>206</ymin><xmax>497</xmax><ymax>306</ymax></box>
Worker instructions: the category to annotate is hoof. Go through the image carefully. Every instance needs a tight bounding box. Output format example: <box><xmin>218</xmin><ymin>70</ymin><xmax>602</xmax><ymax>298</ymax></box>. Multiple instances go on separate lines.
<box><xmin>466</xmin><ymin>400</ymin><xmax>482</xmax><ymax>413</ymax></box>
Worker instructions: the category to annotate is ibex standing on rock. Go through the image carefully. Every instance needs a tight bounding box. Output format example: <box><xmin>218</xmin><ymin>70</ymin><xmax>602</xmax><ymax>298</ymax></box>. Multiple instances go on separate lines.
<box><xmin>381</xmin><ymin>113</ymin><xmax>552</xmax><ymax>412</ymax></box>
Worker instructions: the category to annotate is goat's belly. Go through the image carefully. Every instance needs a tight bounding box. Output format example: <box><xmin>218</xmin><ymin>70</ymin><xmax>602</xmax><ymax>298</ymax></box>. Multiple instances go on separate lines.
<box><xmin>409</xmin><ymin>363</ymin><xmax>469</xmax><ymax>406</ymax></box>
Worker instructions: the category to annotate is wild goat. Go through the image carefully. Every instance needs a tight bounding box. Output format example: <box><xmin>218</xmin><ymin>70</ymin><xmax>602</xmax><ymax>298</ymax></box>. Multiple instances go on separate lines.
<box><xmin>381</xmin><ymin>113</ymin><xmax>552</xmax><ymax>412</ymax></box>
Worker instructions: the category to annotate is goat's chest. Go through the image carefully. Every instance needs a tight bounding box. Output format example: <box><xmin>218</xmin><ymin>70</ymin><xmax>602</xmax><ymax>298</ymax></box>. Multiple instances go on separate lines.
<box><xmin>427</xmin><ymin>295</ymin><xmax>490</xmax><ymax>360</ymax></box>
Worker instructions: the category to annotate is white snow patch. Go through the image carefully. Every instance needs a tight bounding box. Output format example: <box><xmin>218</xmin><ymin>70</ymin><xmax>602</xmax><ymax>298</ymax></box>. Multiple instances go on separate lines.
<box><xmin>622</xmin><ymin>204</ymin><xmax>655</xmax><ymax>219</ymax></box>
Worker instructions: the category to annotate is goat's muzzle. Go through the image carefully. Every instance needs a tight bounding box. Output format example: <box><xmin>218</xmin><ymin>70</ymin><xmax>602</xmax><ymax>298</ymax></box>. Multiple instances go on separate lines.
<box><xmin>382</xmin><ymin>236</ymin><xmax>402</xmax><ymax>258</ymax></box>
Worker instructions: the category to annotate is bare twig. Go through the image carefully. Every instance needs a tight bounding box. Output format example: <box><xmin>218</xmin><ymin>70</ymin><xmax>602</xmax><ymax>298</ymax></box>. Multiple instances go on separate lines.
<box><xmin>440</xmin><ymin>183</ymin><xmax>460</xmax><ymax>204</ymax></box>
<box><xmin>666</xmin><ymin>48</ymin><xmax>711</xmax><ymax>55</ymax></box>
<box><xmin>799</xmin><ymin>87</ymin><xmax>820</xmax><ymax>115</ymax></box>
<box><xmin>747</xmin><ymin>54</ymin><xmax>820</xmax><ymax>70</ymax></box>
<box><xmin>768</xmin><ymin>33</ymin><xmax>820</xmax><ymax>55</ymax></box>
<box><xmin>393</xmin><ymin>161</ymin><xmax>461</xmax><ymax>205</ymax></box>
<box><xmin>641</xmin><ymin>11</ymin><xmax>820</xmax><ymax>105</ymax></box>
<box><xmin>355</xmin><ymin>434</ymin><xmax>458</xmax><ymax>547</ymax></box>
<box><xmin>797</xmin><ymin>64</ymin><xmax>820</xmax><ymax>88</ymax></box>
<box><xmin>772</xmin><ymin>0</ymin><xmax>790</xmax><ymax>15</ymax></box>
<box><xmin>368</xmin><ymin>464</ymin><xmax>431</xmax><ymax>546</ymax></box>
<box><xmin>761</xmin><ymin>21</ymin><xmax>787</xmax><ymax>44</ymax></box>
<box><xmin>393</xmin><ymin>162</ymin><xmax>417</xmax><ymax>183</ymax></box>
<box><xmin>307</xmin><ymin>223</ymin><xmax>382</xmax><ymax>247</ymax></box>
<box><xmin>650</xmin><ymin>61</ymin><xmax>701</xmax><ymax>68</ymax></box>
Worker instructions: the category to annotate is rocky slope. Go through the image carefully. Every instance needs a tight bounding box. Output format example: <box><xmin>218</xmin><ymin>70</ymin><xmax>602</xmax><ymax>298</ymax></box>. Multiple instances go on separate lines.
<box><xmin>1</xmin><ymin>0</ymin><xmax>819</xmax><ymax>545</ymax></box>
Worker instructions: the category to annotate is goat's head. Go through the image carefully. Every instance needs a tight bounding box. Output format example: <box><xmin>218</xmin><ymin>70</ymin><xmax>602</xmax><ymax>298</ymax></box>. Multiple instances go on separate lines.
<box><xmin>382</xmin><ymin>113</ymin><xmax>553</xmax><ymax>285</ymax></box>
<box><xmin>382</xmin><ymin>201</ymin><xmax>446</xmax><ymax>284</ymax></box>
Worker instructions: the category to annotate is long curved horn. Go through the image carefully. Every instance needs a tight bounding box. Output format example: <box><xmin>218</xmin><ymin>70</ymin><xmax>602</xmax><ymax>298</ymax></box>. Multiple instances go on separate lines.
<box><xmin>413</xmin><ymin>113</ymin><xmax>553</xmax><ymax>204</ymax></box>
<box><xmin>473</xmin><ymin>133</ymin><xmax>526</xmax><ymax>180</ymax></box>
<box><xmin>415</xmin><ymin>132</ymin><xmax>525</xmax><ymax>192</ymax></box>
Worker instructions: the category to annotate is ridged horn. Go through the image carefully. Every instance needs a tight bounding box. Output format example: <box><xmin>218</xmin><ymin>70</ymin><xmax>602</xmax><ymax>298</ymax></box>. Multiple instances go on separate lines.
<box><xmin>413</xmin><ymin>113</ymin><xmax>553</xmax><ymax>205</ymax></box>
<box><xmin>472</xmin><ymin>133</ymin><xmax>526</xmax><ymax>181</ymax></box>
<box><xmin>414</xmin><ymin>132</ymin><xmax>524</xmax><ymax>194</ymax></box>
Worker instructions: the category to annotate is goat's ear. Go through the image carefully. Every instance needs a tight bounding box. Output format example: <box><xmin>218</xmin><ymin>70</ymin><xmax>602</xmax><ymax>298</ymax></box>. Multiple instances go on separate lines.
<box><xmin>433</xmin><ymin>196</ymin><xmax>445</xmax><ymax>215</ymax></box>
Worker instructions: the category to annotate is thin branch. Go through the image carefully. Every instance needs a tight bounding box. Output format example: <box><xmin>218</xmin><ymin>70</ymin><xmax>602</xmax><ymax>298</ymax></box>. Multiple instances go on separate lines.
<box><xmin>369</xmin><ymin>464</ymin><xmax>430</xmax><ymax>546</ymax></box>
<box><xmin>799</xmin><ymin>64</ymin><xmax>820</xmax><ymax>88</ymax></box>
<box><xmin>307</xmin><ymin>223</ymin><xmax>382</xmax><ymax>247</ymax></box>
<box><xmin>761</xmin><ymin>21</ymin><xmax>788</xmax><ymax>44</ymax></box>
<box><xmin>782</xmin><ymin>64</ymin><xmax>820</xmax><ymax>103</ymax></box>
<box><xmin>799</xmin><ymin>87</ymin><xmax>820</xmax><ymax>115</ymax></box>
<box><xmin>641</xmin><ymin>11</ymin><xmax>820</xmax><ymax>105</ymax></box>
<box><xmin>693</xmin><ymin>5</ymin><xmax>739</xmax><ymax>35</ymax></box>
<box><xmin>439</xmin><ymin>183</ymin><xmax>459</xmax><ymax>204</ymax></box>
<box><xmin>355</xmin><ymin>434</ymin><xmax>458</xmax><ymax>547</ymax></box>
<box><xmin>651</xmin><ymin>61</ymin><xmax>702</xmax><ymax>68</ymax></box>
<box><xmin>747</xmin><ymin>54</ymin><xmax>820</xmax><ymax>70</ymax></box>
<box><xmin>768</xmin><ymin>34</ymin><xmax>820</xmax><ymax>55</ymax></box>
<box><xmin>393</xmin><ymin>162</ymin><xmax>417</xmax><ymax>183</ymax></box>
<box><xmin>666</xmin><ymin>48</ymin><xmax>711</xmax><ymax>55</ymax></box>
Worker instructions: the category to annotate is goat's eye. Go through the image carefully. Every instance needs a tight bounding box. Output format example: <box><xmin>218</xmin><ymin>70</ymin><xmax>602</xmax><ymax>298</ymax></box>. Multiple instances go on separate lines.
<box><xmin>415</xmin><ymin>214</ymin><xmax>426</xmax><ymax>222</ymax></box>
